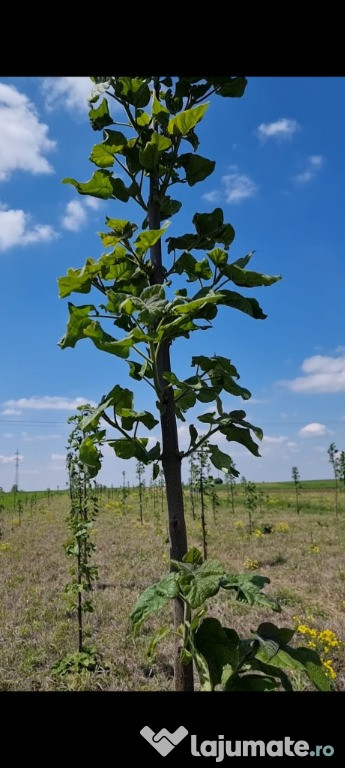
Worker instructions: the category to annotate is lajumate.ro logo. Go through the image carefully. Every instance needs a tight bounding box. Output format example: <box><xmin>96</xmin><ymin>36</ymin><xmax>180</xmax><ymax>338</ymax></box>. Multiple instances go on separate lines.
<box><xmin>140</xmin><ymin>726</ymin><xmax>335</xmax><ymax>759</ymax></box>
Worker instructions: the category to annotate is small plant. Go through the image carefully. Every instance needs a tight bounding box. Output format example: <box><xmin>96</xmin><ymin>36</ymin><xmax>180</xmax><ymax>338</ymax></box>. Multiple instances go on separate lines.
<box><xmin>242</xmin><ymin>477</ymin><xmax>258</xmax><ymax>534</ymax></box>
<box><xmin>131</xmin><ymin>547</ymin><xmax>331</xmax><ymax>691</ymax></box>
<box><xmin>63</xmin><ymin>407</ymin><xmax>101</xmax><ymax>658</ymax></box>
<box><xmin>243</xmin><ymin>557</ymin><xmax>259</xmax><ymax>570</ymax></box>
<box><xmin>225</xmin><ymin>460</ymin><xmax>236</xmax><ymax>514</ymax></box>
<box><xmin>136</xmin><ymin>461</ymin><xmax>145</xmax><ymax>524</ymax></box>
<box><xmin>197</xmin><ymin>443</ymin><xmax>211</xmax><ymax>559</ymax></box>
<box><xmin>291</xmin><ymin>466</ymin><xmax>301</xmax><ymax>514</ymax></box>
<box><xmin>327</xmin><ymin>442</ymin><xmax>339</xmax><ymax>516</ymax></box>
<box><xmin>51</xmin><ymin>646</ymin><xmax>103</xmax><ymax>677</ymax></box>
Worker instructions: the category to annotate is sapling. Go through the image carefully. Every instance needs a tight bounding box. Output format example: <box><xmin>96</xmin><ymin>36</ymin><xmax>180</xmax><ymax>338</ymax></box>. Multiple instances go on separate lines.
<box><xmin>327</xmin><ymin>443</ymin><xmax>339</xmax><ymax>517</ymax></box>
<box><xmin>136</xmin><ymin>460</ymin><xmax>145</xmax><ymax>524</ymax></box>
<box><xmin>291</xmin><ymin>466</ymin><xmax>301</xmax><ymax>514</ymax></box>
<box><xmin>242</xmin><ymin>477</ymin><xmax>258</xmax><ymax>535</ymax></box>
<box><xmin>58</xmin><ymin>75</ymin><xmax>281</xmax><ymax>690</ymax></box>
<box><xmin>63</xmin><ymin>407</ymin><xmax>101</xmax><ymax>662</ymax></box>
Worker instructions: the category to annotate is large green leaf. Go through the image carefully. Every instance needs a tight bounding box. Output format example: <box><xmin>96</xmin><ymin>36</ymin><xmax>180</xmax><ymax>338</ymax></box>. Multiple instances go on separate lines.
<box><xmin>179</xmin><ymin>559</ymin><xmax>224</xmax><ymax>608</ymax></box>
<box><xmin>58</xmin><ymin>304</ymin><xmax>95</xmax><ymax>349</ymax></box>
<box><xmin>222</xmin><ymin>262</ymin><xmax>282</xmax><ymax>289</ymax></box>
<box><xmin>134</xmin><ymin>225</ymin><xmax>169</xmax><ymax>254</ymax></box>
<box><xmin>58</xmin><ymin>269</ymin><xmax>93</xmax><ymax>299</ymax></box>
<box><xmin>208</xmin><ymin>445</ymin><xmax>235</xmax><ymax>474</ymax></box>
<box><xmin>89</xmin><ymin>130</ymin><xmax>127</xmax><ymax>167</ymax></box>
<box><xmin>167</xmin><ymin>103</ymin><xmax>209</xmax><ymax>136</ymax></box>
<box><xmin>79</xmin><ymin>436</ymin><xmax>102</xmax><ymax>477</ymax></box>
<box><xmin>109</xmin><ymin>437</ymin><xmax>149</xmax><ymax>461</ymax></box>
<box><xmin>83</xmin><ymin>321</ymin><xmax>133</xmax><ymax>358</ymax></box>
<box><xmin>193</xmin><ymin>209</ymin><xmax>235</xmax><ymax>249</ymax></box>
<box><xmin>139</xmin><ymin>132</ymin><xmax>172</xmax><ymax>170</ymax></box>
<box><xmin>178</xmin><ymin>154</ymin><xmax>215</xmax><ymax>186</ymax></box>
<box><xmin>225</xmin><ymin>674</ymin><xmax>278</xmax><ymax>691</ymax></box>
<box><xmin>115</xmin><ymin>77</ymin><xmax>151</xmax><ymax>108</ymax></box>
<box><xmin>217</xmin><ymin>290</ymin><xmax>267</xmax><ymax>319</ymax></box>
<box><xmin>172</xmin><ymin>294</ymin><xmax>221</xmax><ymax>315</ymax></box>
<box><xmin>219</xmin><ymin>424</ymin><xmax>261</xmax><ymax>457</ymax></box>
<box><xmin>208</xmin><ymin>77</ymin><xmax>247</xmax><ymax>98</ymax></box>
<box><xmin>130</xmin><ymin>573</ymin><xmax>179</xmax><ymax>634</ymax></box>
<box><xmin>120</xmin><ymin>409</ymin><xmax>158</xmax><ymax>431</ymax></box>
<box><xmin>63</xmin><ymin>170</ymin><xmax>114</xmax><ymax>199</ymax></box>
<box><xmin>89</xmin><ymin>98</ymin><xmax>113</xmax><ymax>130</ymax></box>
<box><xmin>81</xmin><ymin>384</ymin><xmax>134</xmax><ymax>431</ymax></box>
<box><xmin>194</xmin><ymin>618</ymin><xmax>239</xmax><ymax>690</ymax></box>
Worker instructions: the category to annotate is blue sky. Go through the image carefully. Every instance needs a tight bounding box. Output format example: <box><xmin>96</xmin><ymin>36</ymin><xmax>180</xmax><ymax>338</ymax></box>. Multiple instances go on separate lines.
<box><xmin>1</xmin><ymin>76</ymin><xmax>345</xmax><ymax>490</ymax></box>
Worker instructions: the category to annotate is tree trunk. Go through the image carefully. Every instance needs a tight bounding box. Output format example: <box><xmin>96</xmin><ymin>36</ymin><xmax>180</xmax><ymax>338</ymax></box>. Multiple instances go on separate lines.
<box><xmin>149</xmin><ymin>169</ymin><xmax>194</xmax><ymax>692</ymax></box>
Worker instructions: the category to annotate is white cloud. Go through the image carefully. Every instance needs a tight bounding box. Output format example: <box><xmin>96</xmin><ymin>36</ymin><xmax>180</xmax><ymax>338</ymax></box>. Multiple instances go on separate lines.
<box><xmin>0</xmin><ymin>81</ymin><xmax>56</xmax><ymax>181</ymax></box>
<box><xmin>0</xmin><ymin>207</ymin><xmax>57</xmax><ymax>252</ymax></box>
<box><xmin>3</xmin><ymin>433</ymin><xmax>13</xmax><ymax>438</ymax></box>
<box><xmin>3</xmin><ymin>396</ymin><xmax>97</xmax><ymax>411</ymax></box>
<box><xmin>42</xmin><ymin>77</ymin><xmax>93</xmax><ymax>114</ymax></box>
<box><xmin>61</xmin><ymin>197</ymin><xmax>100</xmax><ymax>232</ymax></box>
<box><xmin>281</xmin><ymin>354</ymin><xmax>345</xmax><ymax>393</ymax></box>
<box><xmin>0</xmin><ymin>453</ymin><xmax>23</xmax><ymax>464</ymax></box>
<box><xmin>1</xmin><ymin>408</ymin><xmax>21</xmax><ymax>416</ymax></box>
<box><xmin>61</xmin><ymin>200</ymin><xmax>87</xmax><ymax>232</ymax></box>
<box><xmin>299</xmin><ymin>422</ymin><xmax>330</xmax><ymax>437</ymax></box>
<box><xmin>203</xmin><ymin>166</ymin><xmax>257</xmax><ymax>206</ymax></box>
<box><xmin>293</xmin><ymin>155</ymin><xmax>324</xmax><ymax>184</ymax></box>
<box><xmin>51</xmin><ymin>453</ymin><xmax>66</xmax><ymax>461</ymax></box>
<box><xmin>257</xmin><ymin>118</ymin><xmax>300</xmax><ymax>142</ymax></box>
<box><xmin>263</xmin><ymin>435</ymin><xmax>287</xmax><ymax>444</ymax></box>
<box><xmin>287</xmin><ymin>441</ymin><xmax>298</xmax><ymax>449</ymax></box>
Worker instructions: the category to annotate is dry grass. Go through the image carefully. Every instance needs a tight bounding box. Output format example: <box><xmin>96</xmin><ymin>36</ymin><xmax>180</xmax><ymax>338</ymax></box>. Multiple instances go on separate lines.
<box><xmin>0</xmin><ymin>483</ymin><xmax>344</xmax><ymax>691</ymax></box>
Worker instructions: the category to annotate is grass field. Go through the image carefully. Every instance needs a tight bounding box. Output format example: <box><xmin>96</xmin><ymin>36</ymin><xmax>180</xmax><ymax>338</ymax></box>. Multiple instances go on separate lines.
<box><xmin>0</xmin><ymin>481</ymin><xmax>344</xmax><ymax>691</ymax></box>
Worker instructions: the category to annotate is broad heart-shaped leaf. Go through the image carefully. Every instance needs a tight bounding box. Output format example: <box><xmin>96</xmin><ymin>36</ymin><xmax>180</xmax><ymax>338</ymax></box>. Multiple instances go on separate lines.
<box><xmin>81</xmin><ymin>384</ymin><xmax>134</xmax><ymax>431</ymax></box>
<box><xmin>207</xmin><ymin>248</ymin><xmax>228</xmax><ymax>267</ymax></box>
<box><xmin>178</xmin><ymin>153</ymin><xmax>215</xmax><ymax>186</ymax></box>
<box><xmin>89</xmin><ymin>98</ymin><xmax>114</xmax><ymax>130</ymax></box>
<box><xmin>220</xmin><ymin>573</ymin><xmax>280</xmax><ymax>612</ymax></box>
<box><xmin>173</xmin><ymin>251</ymin><xmax>212</xmax><ymax>282</ymax></box>
<box><xmin>183</xmin><ymin>547</ymin><xmax>203</xmax><ymax>566</ymax></box>
<box><xmin>83</xmin><ymin>321</ymin><xmax>133</xmax><ymax>358</ymax></box>
<box><xmin>134</xmin><ymin>224</ymin><xmax>170</xmax><ymax>254</ymax></box>
<box><xmin>120</xmin><ymin>409</ymin><xmax>159</xmax><ymax>431</ymax></box>
<box><xmin>225</xmin><ymin>673</ymin><xmax>278</xmax><ymax>692</ymax></box>
<box><xmin>167</xmin><ymin>103</ymin><xmax>209</xmax><ymax>136</ymax></box>
<box><xmin>79</xmin><ymin>436</ymin><xmax>102</xmax><ymax>478</ymax></box>
<box><xmin>193</xmin><ymin>618</ymin><xmax>239</xmax><ymax>690</ymax></box>
<box><xmin>179</xmin><ymin>559</ymin><xmax>224</xmax><ymax>608</ymax></box>
<box><xmin>208</xmin><ymin>76</ymin><xmax>247</xmax><ymax>98</ymax></box>
<box><xmin>58</xmin><ymin>268</ymin><xmax>93</xmax><ymax>299</ymax></box>
<box><xmin>104</xmin><ymin>218</ymin><xmax>137</xmax><ymax>237</ymax></box>
<box><xmin>89</xmin><ymin>130</ymin><xmax>127</xmax><ymax>168</ymax></box>
<box><xmin>219</xmin><ymin>424</ymin><xmax>261</xmax><ymax>457</ymax></box>
<box><xmin>222</xmin><ymin>262</ymin><xmax>282</xmax><ymax>289</ymax></box>
<box><xmin>217</xmin><ymin>289</ymin><xmax>267</xmax><ymax>319</ymax></box>
<box><xmin>115</xmin><ymin>77</ymin><xmax>151</xmax><ymax>108</ymax></box>
<box><xmin>208</xmin><ymin>445</ymin><xmax>237</xmax><ymax>475</ymax></box>
<box><xmin>249</xmin><ymin>657</ymin><xmax>293</xmax><ymax>691</ymax></box>
<box><xmin>255</xmin><ymin>622</ymin><xmax>295</xmax><ymax>646</ymax></box>
<box><xmin>130</xmin><ymin>573</ymin><xmax>179</xmax><ymax>635</ymax></box>
<box><xmin>138</xmin><ymin>131</ymin><xmax>172</xmax><ymax>170</ymax></box>
<box><xmin>63</xmin><ymin>170</ymin><xmax>114</xmax><ymax>199</ymax></box>
<box><xmin>254</xmin><ymin>641</ymin><xmax>331</xmax><ymax>691</ymax></box>
<box><xmin>108</xmin><ymin>437</ymin><xmax>149</xmax><ymax>462</ymax></box>
<box><xmin>172</xmin><ymin>293</ymin><xmax>221</xmax><ymax>315</ymax></box>
<box><xmin>58</xmin><ymin>303</ymin><xmax>95</xmax><ymax>349</ymax></box>
<box><xmin>193</xmin><ymin>208</ymin><xmax>235</xmax><ymax>249</ymax></box>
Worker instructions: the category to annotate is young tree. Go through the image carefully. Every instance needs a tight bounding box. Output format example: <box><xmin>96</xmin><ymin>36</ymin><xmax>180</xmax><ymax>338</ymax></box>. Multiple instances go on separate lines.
<box><xmin>58</xmin><ymin>76</ymin><xmax>280</xmax><ymax>690</ymax></box>
<box><xmin>291</xmin><ymin>466</ymin><xmax>301</xmax><ymax>514</ymax></box>
<box><xmin>242</xmin><ymin>477</ymin><xmax>258</xmax><ymax>534</ymax></box>
<box><xmin>338</xmin><ymin>450</ymin><xmax>345</xmax><ymax>490</ymax></box>
<box><xmin>136</xmin><ymin>460</ymin><xmax>145</xmax><ymax>524</ymax></box>
<box><xmin>327</xmin><ymin>442</ymin><xmax>339</xmax><ymax>516</ymax></box>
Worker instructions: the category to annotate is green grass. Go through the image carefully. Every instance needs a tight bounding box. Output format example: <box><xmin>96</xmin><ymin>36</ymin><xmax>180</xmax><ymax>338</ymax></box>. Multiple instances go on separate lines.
<box><xmin>0</xmin><ymin>482</ymin><xmax>344</xmax><ymax>691</ymax></box>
